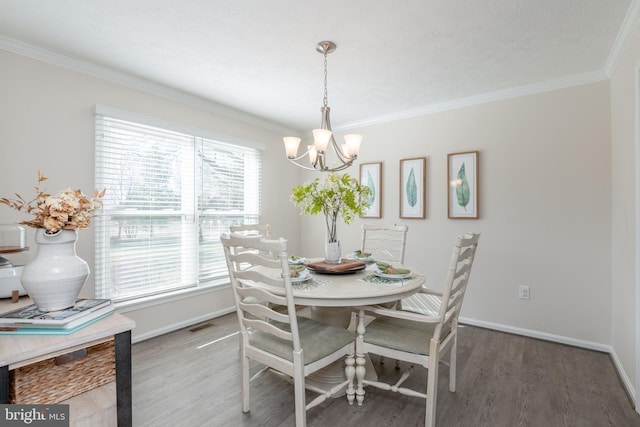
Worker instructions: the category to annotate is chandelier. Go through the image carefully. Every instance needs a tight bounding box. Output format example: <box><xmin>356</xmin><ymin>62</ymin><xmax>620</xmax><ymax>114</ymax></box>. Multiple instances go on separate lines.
<box><xmin>283</xmin><ymin>41</ymin><xmax>362</xmax><ymax>172</ymax></box>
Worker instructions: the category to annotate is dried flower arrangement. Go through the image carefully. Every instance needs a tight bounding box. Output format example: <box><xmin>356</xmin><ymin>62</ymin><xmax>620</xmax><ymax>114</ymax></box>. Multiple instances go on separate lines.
<box><xmin>0</xmin><ymin>171</ymin><xmax>105</xmax><ymax>234</ymax></box>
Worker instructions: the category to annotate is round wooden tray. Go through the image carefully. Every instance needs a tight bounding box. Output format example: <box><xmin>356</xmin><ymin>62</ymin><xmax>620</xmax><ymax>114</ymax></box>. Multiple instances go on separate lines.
<box><xmin>0</xmin><ymin>246</ymin><xmax>29</xmax><ymax>254</ymax></box>
<box><xmin>0</xmin><ymin>247</ymin><xmax>29</xmax><ymax>268</ymax></box>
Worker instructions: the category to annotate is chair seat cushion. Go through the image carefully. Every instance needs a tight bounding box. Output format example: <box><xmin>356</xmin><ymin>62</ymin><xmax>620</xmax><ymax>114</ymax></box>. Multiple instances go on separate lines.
<box><xmin>364</xmin><ymin>316</ymin><xmax>451</xmax><ymax>355</ymax></box>
<box><xmin>250</xmin><ymin>316</ymin><xmax>355</xmax><ymax>364</ymax></box>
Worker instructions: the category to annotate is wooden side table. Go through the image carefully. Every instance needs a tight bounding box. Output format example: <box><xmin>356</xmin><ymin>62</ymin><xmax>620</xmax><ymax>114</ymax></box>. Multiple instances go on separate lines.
<box><xmin>0</xmin><ymin>297</ymin><xmax>135</xmax><ymax>427</ymax></box>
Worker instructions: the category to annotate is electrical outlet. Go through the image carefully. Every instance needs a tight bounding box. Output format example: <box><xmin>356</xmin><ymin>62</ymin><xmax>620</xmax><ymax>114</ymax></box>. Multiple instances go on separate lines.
<box><xmin>519</xmin><ymin>285</ymin><xmax>530</xmax><ymax>300</ymax></box>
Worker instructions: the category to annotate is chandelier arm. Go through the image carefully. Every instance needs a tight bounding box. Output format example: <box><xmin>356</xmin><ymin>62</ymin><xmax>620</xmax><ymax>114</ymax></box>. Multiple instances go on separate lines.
<box><xmin>330</xmin><ymin>135</ymin><xmax>351</xmax><ymax>163</ymax></box>
<box><xmin>327</xmin><ymin>161</ymin><xmax>353</xmax><ymax>172</ymax></box>
<box><xmin>286</xmin><ymin>150</ymin><xmax>312</xmax><ymax>163</ymax></box>
<box><xmin>317</xmin><ymin>153</ymin><xmax>327</xmax><ymax>171</ymax></box>
<box><xmin>320</xmin><ymin>106</ymin><xmax>350</xmax><ymax>164</ymax></box>
<box><xmin>287</xmin><ymin>158</ymin><xmax>320</xmax><ymax>171</ymax></box>
<box><xmin>287</xmin><ymin>154</ymin><xmax>353</xmax><ymax>172</ymax></box>
<box><xmin>287</xmin><ymin>148</ymin><xmax>322</xmax><ymax>170</ymax></box>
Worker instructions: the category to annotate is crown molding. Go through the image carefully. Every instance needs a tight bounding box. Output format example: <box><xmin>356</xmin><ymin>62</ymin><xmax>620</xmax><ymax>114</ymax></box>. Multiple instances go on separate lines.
<box><xmin>605</xmin><ymin>0</ymin><xmax>640</xmax><ymax>77</ymax></box>
<box><xmin>0</xmin><ymin>33</ymin><xmax>623</xmax><ymax>136</ymax></box>
<box><xmin>0</xmin><ymin>35</ymin><xmax>296</xmax><ymax>135</ymax></box>
<box><xmin>336</xmin><ymin>70</ymin><xmax>609</xmax><ymax>131</ymax></box>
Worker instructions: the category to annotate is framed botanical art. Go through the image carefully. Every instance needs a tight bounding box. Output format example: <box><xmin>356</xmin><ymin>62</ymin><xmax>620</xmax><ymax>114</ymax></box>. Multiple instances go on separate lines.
<box><xmin>448</xmin><ymin>151</ymin><xmax>479</xmax><ymax>219</ymax></box>
<box><xmin>399</xmin><ymin>157</ymin><xmax>426</xmax><ymax>219</ymax></box>
<box><xmin>360</xmin><ymin>162</ymin><xmax>382</xmax><ymax>218</ymax></box>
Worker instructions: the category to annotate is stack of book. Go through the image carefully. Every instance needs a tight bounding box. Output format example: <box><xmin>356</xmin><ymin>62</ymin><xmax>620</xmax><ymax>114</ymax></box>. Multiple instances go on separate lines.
<box><xmin>0</xmin><ymin>298</ymin><xmax>114</xmax><ymax>335</ymax></box>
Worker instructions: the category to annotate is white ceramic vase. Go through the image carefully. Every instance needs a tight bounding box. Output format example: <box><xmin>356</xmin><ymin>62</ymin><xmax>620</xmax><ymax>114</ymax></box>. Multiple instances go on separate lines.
<box><xmin>20</xmin><ymin>229</ymin><xmax>89</xmax><ymax>312</ymax></box>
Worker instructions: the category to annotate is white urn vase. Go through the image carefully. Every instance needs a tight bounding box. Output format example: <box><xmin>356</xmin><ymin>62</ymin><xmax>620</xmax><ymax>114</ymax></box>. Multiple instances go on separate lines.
<box><xmin>20</xmin><ymin>229</ymin><xmax>90</xmax><ymax>312</ymax></box>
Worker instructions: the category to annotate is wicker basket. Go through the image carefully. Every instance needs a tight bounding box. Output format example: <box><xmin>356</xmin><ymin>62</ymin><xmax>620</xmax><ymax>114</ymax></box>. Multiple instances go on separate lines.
<box><xmin>9</xmin><ymin>339</ymin><xmax>116</xmax><ymax>404</ymax></box>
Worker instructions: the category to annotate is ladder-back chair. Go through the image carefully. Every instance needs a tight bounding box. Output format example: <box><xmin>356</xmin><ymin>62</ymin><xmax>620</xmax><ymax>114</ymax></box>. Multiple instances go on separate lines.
<box><xmin>353</xmin><ymin>232</ymin><xmax>480</xmax><ymax>427</ymax></box>
<box><xmin>221</xmin><ymin>233</ymin><xmax>356</xmax><ymax>427</ymax></box>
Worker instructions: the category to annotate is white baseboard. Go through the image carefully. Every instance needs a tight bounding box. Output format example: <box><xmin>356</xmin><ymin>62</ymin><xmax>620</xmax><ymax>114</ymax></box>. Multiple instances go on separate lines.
<box><xmin>459</xmin><ymin>316</ymin><xmax>610</xmax><ymax>351</ymax></box>
<box><xmin>130</xmin><ymin>306</ymin><xmax>236</xmax><ymax>344</ymax></box>
<box><xmin>460</xmin><ymin>316</ymin><xmax>636</xmax><ymax>407</ymax></box>
<box><xmin>609</xmin><ymin>347</ymin><xmax>638</xmax><ymax>408</ymax></box>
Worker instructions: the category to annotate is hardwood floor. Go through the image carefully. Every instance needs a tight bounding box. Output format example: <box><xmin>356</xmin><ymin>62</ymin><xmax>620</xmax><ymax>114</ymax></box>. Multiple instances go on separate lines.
<box><xmin>131</xmin><ymin>313</ymin><xmax>640</xmax><ymax>426</ymax></box>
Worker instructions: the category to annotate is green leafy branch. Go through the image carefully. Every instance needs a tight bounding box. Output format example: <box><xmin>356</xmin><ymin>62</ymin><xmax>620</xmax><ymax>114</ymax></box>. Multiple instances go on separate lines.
<box><xmin>290</xmin><ymin>173</ymin><xmax>371</xmax><ymax>242</ymax></box>
<box><xmin>456</xmin><ymin>163</ymin><xmax>470</xmax><ymax>211</ymax></box>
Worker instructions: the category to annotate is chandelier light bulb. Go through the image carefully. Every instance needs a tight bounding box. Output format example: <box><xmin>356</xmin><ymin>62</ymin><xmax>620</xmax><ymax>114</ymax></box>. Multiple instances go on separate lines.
<box><xmin>344</xmin><ymin>134</ymin><xmax>363</xmax><ymax>158</ymax></box>
<box><xmin>308</xmin><ymin>145</ymin><xmax>318</xmax><ymax>165</ymax></box>
<box><xmin>312</xmin><ymin>129</ymin><xmax>332</xmax><ymax>153</ymax></box>
<box><xmin>283</xmin><ymin>137</ymin><xmax>302</xmax><ymax>158</ymax></box>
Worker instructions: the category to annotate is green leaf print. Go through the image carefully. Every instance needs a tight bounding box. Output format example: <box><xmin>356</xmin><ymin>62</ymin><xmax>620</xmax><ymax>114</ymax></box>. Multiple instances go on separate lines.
<box><xmin>456</xmin><ymin>163</ymin><xmax>470</xmax><ymax>211</ymax></box>
<box><xmin>366</xmin><ymin>171</ymin><xmax>376</xmax><ymax>205</ymax></box>
<box><xmin>406</xmin><ymin>168</ymin><xmax>417</xmax><ymax>207</ymax></box>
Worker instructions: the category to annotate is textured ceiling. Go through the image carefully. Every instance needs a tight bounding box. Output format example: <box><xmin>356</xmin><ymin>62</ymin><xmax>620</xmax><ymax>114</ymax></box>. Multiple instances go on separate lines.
<box><xmin>0</xmin><ymin>0</ymin><xmax>634</xmax><ymax>132</ymax></box>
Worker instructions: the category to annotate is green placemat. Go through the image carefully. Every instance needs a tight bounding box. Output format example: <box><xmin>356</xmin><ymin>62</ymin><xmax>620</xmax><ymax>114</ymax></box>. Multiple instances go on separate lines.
<box><xmin>293</xmin><ymin>277</ymin><xmax>331</xmax><ymax>291</ymax></box>
<box><xmin>360</xmin><ymin>274</ymin><xmax>412</xmax><ymax>287</ymax></box>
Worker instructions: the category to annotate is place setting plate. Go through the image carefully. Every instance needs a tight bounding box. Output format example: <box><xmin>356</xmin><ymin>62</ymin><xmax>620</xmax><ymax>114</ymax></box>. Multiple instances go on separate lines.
<box><xmin>290</xmin><ymin>269</ymin><xmax>312</xmax><ymax>284</ymax></box>
<box><xmin>373</xmin><ymin>271</ymin><xmax>412</xmax><ymax>280</ymax></box>
<box><xmin>284</xmin><ymin>264</ymin><xmax>312</xmax><ymax>283</ymax></box>
<box><xmin>373</xmin><ymin>262</ymin><xmax>412</xmax><ymax>279</ymax></box>
<box><xmin>344</xmin><ymin>250</ymin><xmax>375</xmax><ymax>264</ymax></box>
<box><xmin>288</xmin><ymin>255</ymin><xmax>307</xmax><ymax>265</ymax></box>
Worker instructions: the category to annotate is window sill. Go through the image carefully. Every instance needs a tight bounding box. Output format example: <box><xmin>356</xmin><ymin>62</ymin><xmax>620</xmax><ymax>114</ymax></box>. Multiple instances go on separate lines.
<box><xmin>113</xmin><ymin>279</ymin><xmax>231</xmax><ymax>314</ymax></box>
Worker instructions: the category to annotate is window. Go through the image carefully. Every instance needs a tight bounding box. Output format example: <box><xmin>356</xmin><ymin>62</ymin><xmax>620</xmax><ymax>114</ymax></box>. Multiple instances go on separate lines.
<box><xmin>94</xmin><ymin>108</ymin><xmax>262</xmax><ymax>302</ymax></box>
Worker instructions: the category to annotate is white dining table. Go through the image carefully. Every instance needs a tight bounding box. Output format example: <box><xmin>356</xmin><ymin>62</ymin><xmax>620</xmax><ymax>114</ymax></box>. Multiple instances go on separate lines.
<box><xmin>272</xmin><ymin>259</ymin><xmax>426</xmax><ymax>399</ymax></box>
<box><xmin>290</xmin><ymin>262</ymin><xmax>425</xmax><ymax>306</ymax></box>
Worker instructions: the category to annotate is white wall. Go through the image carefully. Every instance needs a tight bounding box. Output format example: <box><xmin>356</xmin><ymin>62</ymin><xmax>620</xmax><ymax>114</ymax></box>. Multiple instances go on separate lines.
<box><xmin>299</xmin><ymin>82</ymin><xmax>613</xmax><ymax>346</ymax></box>
<box><xmin>0</xmin><ymin>49</ymin><xmax>302</xmax><ymax>340</ymax></box>
<box><xmin>610</xmin><ymin>18</ymin><xmax>640</xmax><ymax>406</ymax></box>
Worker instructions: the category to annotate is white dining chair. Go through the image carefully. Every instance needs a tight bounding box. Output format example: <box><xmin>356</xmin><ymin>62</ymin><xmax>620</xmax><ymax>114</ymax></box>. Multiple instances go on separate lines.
<box><xmin>361</xmin><ymin>224</ymin><xmax>409</xmax><ymax>315</ymax></box>
<box><xmin>353</xmin><ymin>232</ymin><xmax>480</xmax><ymax>427</ymax></box>
<box><xmin>361</xmin><ymin>224</ymin><xmax>408</xmax><ymax>264</ymax></box>
<box><xmin>229</xmin><ymin>223</ymin><xmax>274</xmax><ymax>307</ymax></box>
<box><xmin>230</xmin><ymin>223</ymin><xmax>272</xmax><ymax>257</ymax></box>
<box><xmin>221</xmin><ymin>233</ymin><xmax>356</xmax><ymax>427</ymax></box>
<box><xmin>230</xmin><ymin>223</ymin><xmax>271</xmax><ymax>238</ymax></box>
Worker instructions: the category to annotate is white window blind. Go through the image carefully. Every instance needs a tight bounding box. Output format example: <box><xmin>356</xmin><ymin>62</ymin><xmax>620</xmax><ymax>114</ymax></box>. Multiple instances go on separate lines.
<box><xmin>95</xmin><ymin>113</ymin><xmax>261</xmax><ymax>302</ymax></box>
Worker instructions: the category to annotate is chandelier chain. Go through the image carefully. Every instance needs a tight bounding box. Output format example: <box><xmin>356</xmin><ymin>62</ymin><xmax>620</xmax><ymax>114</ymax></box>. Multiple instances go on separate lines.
<box><xmin>323</xmin><ymin>51</ymin><xmax>329</xmax><ymax>108</ymax></box>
